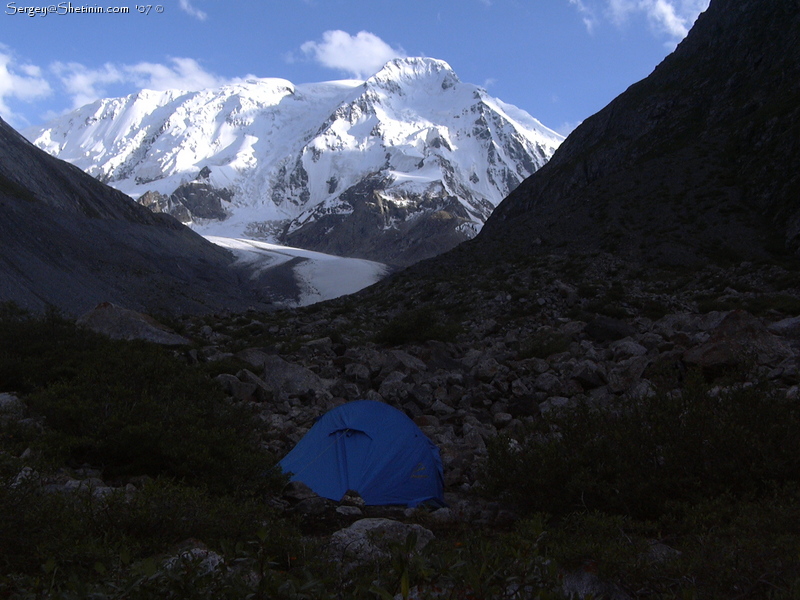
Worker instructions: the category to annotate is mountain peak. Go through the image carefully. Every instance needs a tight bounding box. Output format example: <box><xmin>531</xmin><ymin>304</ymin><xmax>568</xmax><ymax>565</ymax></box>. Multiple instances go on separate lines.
<box><xmin>366</xmin><ymin>57</ymin><xmax>460</xmax><ymax>91</ymax></box>
<box><xmin>25</xmin><ymin>58</ymin><xmax>562</xmax><ymax>266</ymax></box>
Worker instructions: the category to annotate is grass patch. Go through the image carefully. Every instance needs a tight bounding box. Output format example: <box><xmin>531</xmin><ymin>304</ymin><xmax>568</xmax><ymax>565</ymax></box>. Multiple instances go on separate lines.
<box><xmin>483</xmin><ymin>372</ymin><xmax>800</xmax><ymax>519</ymax></box>
<box><xmin>0</xmin><ymin>306</ymin><xmax>283</xmax><ymax>494</ymax></box>
<box><xmin>374</xmin><ymin>306</ymin><xmax>463</xmax><ymax>345</ymax></box>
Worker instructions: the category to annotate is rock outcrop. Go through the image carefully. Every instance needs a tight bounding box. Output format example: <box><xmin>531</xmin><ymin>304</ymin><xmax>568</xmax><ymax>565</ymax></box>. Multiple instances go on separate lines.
<box><xmin>482</xmin><ymin>0</ymin><xmax>800</xmax><ymax>265</ymax></box>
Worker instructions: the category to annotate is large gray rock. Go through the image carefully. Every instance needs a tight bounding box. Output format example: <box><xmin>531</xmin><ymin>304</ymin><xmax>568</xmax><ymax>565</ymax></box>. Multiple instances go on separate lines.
<box><xmin>584</xmin><ymin>317</ymin><xmax>637</xmax><ymax>343</ymax></box>
<box><xmin>77</xmin><ymin>303</ymin><xmax>191</xmax><ymax>345</ymax></box>
<box><xmin>0</xmin><ymin>393</ymin><xmax>24</xmax><ymax>418</ymax></box>
<box><xmin>261</xmin><ymin>354</ymin><xmax>332</xmax><ymax>399</ymax></box>
<box><xmin>328</xmin><ymin>518</ymin><xmax>434</xmax><ymax>567</ymax></box>
<box><xmin>683</xmin><ymin>310</ymin><xmax>794</xmax><ymax>372</ymax></box>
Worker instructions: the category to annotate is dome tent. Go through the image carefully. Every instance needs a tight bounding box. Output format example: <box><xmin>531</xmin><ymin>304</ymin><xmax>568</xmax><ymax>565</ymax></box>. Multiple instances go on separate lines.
<box><xmin>278</xmin><ymin>400</ymin><xmax>445</xmax><ymax>507</ymax></box>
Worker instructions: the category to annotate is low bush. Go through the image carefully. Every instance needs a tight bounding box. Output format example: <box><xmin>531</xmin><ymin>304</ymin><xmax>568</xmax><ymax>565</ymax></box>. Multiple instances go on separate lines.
<box><xmin>483</xmin><ymin>372</ymin><xmax>800</xmax><ymax>519</ymax></box>
<box><xmin>375</xmin><ymin>306</ymin><xmax>463</xmax><ymax>345</ymax></box>
<box><xmin>0</xmin><ymin>307</ymin><xmax>283</xmax><ymax>495</ymax></box>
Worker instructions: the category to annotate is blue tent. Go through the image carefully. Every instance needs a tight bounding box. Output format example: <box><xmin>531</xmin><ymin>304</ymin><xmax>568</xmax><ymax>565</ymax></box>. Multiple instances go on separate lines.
<box><xmin>279</xmin><ymin>400</ymin><xmax>445</xmax><ymax>507</ymax></box>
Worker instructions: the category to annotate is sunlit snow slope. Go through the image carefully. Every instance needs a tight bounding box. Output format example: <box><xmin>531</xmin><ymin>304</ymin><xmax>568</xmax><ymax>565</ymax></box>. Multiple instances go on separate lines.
<box><xmin>27</xmin><ymin>57</ymin><xmax>563</xmax><ymax>265</ymax></box>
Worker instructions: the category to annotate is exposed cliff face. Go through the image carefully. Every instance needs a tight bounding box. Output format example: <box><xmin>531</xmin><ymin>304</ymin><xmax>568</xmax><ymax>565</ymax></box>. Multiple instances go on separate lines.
<box><xmin>482</xmin><ymin>0</ymin><xmax>800</xmax><ymax>266</ymax></box>
<box><xmin>0</xmin><ymin>117</ymin><xmax>273</xmax><ymax>316</ymax></box>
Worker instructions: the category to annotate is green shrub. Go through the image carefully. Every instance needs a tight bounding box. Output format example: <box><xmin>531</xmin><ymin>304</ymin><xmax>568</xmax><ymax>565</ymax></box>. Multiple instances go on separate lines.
<box><xmin>483</xmin><ymin>373</ymin><xmax>800</xmax><ymax>519</ymax></box>
<box><xmin>0</xmin><ymin>478</ymin><xmax>301</xmax><ymax>596</ymax></box>
<box><xmin>519</xmin><ymin>330</ymin><xmax>571</xmax><ymax>359</ymax></box>
<box><xmin>0</xmin><ymin>309</ymin><xmax>283</xmax><ymax>495</ymax></box>
<box><xmin>374</xmin><ymin>306</ymin><xmax>462</xmax><ymax>345</ymax></box>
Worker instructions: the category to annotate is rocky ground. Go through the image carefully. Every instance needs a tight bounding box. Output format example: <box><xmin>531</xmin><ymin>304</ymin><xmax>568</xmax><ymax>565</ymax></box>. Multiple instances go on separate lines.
<box><xmin>4</xmin><ymin>250</ymin><xmax>800</xmax><ymax>597</ymax></box>
<box><xmin>174</xmin><ymin>251</ymin><xmax>800</xmax><ymax>523</ymax></box>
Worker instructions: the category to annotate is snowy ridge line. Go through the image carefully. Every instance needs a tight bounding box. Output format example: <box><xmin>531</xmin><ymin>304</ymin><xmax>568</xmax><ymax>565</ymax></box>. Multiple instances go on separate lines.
<box><xmin>26</xmin><ymin>57</ymin><xmax>563</xmax><ymax>264</ymax></box>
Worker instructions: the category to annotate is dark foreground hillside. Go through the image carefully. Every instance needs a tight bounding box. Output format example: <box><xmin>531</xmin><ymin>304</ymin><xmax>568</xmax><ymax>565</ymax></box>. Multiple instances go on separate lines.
<box><xmin>0</xmin><ymin>118</ymin><xmax>276</xmax><ymax>316</ymax></box>
<box><xmin>483</xmin><ymin>0</ymin><xmax>800</xmax><ymax>267</ymax></box>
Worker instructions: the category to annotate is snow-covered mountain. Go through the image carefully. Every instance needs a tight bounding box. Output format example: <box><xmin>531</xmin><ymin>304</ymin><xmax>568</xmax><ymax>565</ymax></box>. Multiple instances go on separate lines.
<box><xmin>26</xmin><ymin>57</ymin><xmax>563</xmax><ymax>266</ymax></box>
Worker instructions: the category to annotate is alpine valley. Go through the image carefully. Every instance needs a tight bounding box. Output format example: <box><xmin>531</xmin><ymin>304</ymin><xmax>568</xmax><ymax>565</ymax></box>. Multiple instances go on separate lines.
<box><xmin>4</xmin><ymin>0</ymin><xmax>800</xmax><ymax>597</ymax></box>
<box><xmin>26</xmin><ymin>57</ymin><xmax>563</xmax><ymax>266</ymax></box>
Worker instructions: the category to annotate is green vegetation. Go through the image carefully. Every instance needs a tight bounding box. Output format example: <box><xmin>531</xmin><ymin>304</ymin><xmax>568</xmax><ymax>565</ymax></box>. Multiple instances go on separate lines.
<box><xmin>375</xmin><ymin>306</ymin><xmax>463</xmax><ymax>345</ymax></box>
<box><xmin>483</xmin><ymin>372</ymin><xmax>800</xmax><ymax>598</ymax></box>
<box><xmin>0</xmin><ymin>305</ymin><xmax>281</xmax><ymax>494</ymax></box>
<box><xmin>3</xmin><ymin>301</ymin><xmax>800</xmax><ymax>598</ymax></box>
<box><xmin>0</xmin><ymin>306</ymin><xmax>569</xmax><ymax>599</ymax></box>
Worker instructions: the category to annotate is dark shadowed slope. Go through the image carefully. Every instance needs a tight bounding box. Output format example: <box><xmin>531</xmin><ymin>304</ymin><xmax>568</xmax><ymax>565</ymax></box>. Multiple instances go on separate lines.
<box><xmin>0</xmin><ymin>117</ymin><xmax>273</xmax><ymax>316</ymax></box>
<box><xmin>479</xmin><ymin>0</ymin><xmax>800</xmax><ymax>267</ymax></box>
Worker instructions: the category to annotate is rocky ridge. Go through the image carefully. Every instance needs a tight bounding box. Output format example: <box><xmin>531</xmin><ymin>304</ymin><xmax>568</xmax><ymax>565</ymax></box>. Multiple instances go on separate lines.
<box><xmin>483</xmin><ymin>0</ymin><xmax>800</xmax><ymax>266</ymax></box>
<box><xmin>0</xmin><ymin>116</ymin><xmax>278</xmax><ymax>316</ymax></box>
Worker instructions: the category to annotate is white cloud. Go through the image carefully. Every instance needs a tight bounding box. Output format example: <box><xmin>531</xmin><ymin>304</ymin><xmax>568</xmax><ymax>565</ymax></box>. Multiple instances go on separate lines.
<box><xmin>50</xmin><ymin>57</ymin><xmax>236</xmax><ymax>109</ymax></box>
<box><xmin>569</xmin><ymin>0</ymin><xmax>709</xmax><ymax>40</ymax></box>
<box><xmin>0</xmin><ymin>47</ymin><xmax>51</xmax><ymax>126</ymax></box>
<box><xmin>125</xmin><ymin>57</ymin><xmax>224</xmax><ymax>91</ymax></box>
<box><xmin>178</xmin><ymin>0</ymin><xmax>207</xmax><ymax>21</ymax></box>
<box><xmin>50</xmin><ymin>61</ymin><xmax>123</xmax><ymax>108</ymax></box>
<box><xmin>300</xmin><ymin>30</ymin><xmax>406</xmax><ymax>79</ymax></box>
<box><xmin>569</xmin><ymin>0</ymin><xmax>599</xmax><ymax>33</ymax></box>
<box><xmin>558</xmin><ymin>120</ymin><xmax>583</xmax><ymax>136</ymax></box>
<box><xmin>0</xmin><ymin>43</ymin><xmax>251</xmax><ymax>125</ymax></box>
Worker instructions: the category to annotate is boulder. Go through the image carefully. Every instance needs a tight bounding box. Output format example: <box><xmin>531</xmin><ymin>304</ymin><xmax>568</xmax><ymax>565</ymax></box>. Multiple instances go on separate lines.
<box><xmin>607</xmin><ymin>356</ymin><xmax>650</xmax><ymax>395</ymax></box>
<box><xmin>328</xmin><ymin>518</ymin><xmax>434</xmax><ymax>567</ymax></box>
<box><xmin>561</xmin><ymin>568</ymin><xmax>632</xmax><ymax>600</ymax></box>
<box><xmin>609</xmin><ymin>339</ymin><xmax>648</xmax><ymax>360</ymax></box>
<box><xmin>214</xmin><ymin>373</ymin><xmax>257</xmax><ymax>402</ymax></box>
<box><xmin>534</xmin><ymin>372</ymin><xmax>563</xmax><ymax>396</ymax></box>
<box><xmin>261</xmin><ymin>354</ymin><xmax>332</xmax><ymax>399</ymax></box>
<box><xmin>683</xmin><ymin>310</ymin><xmax>794</xmax><ymax>374</ymax></box>
<box><xmin>77</xmin><ymin>302</ymin><xmax>191</xmax><ymax>345</ymax></box>
<box><xmin>0</xmin><ymin>392</ymin><xmax>24</xmax><ymax>418</ymax></box>
<box><xmin>768</xmin><ymin>315</ymin><xmax>800</xmax><ymax>339</ymax></box>
<box><xmin>571</xmin><ymin>360</ymin><xmax>607</xmax><ymax>389</ymax></box>
<box><xmin>585</xmin><ymin>316</ymin><xmax>636</xmax><ymax>342</ymax></box>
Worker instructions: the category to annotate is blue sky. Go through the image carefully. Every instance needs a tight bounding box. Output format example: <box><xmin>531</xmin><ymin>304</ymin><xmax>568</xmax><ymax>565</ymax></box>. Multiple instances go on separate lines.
<box><xmin>1</xmin><ymin>0</ymin><xmax>709</xmax><ymax>134</ymax></box>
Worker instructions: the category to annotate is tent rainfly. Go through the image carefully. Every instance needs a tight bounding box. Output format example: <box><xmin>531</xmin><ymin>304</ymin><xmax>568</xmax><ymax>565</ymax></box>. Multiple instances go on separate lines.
<box><xmin>278</xmin><ymin>400</ymin><xmax>445</xmax><ymax>507</ymax></box>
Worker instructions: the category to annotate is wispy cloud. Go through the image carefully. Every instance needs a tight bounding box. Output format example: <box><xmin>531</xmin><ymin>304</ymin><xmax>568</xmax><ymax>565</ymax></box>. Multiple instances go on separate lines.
<box><xmin>178</xmin><ymin>0</ymin><xmax>207</xmax><ymax>21</ymax></box>
<box><xmin>0</xmin><ymin>47</ymin><xmax>52</xmax><ymax>126</ymax></box>
<box><xmin>569</xmin><ymin>0</ymin><xmax>599</xmax><ymax>34</ymax></box>
<box><xmin>50</xmin><ymin>62</ymin><xmax>123</xmax><ymax>108</ymax></box>
<box><xmin>299</xmin><ymin>30</ymin><xmax>406</xmax><ymax>79</ymax></box>
<box><xmin>0</xmin><ymin>44</ymin><xmax>260</xmax><ymax>126</ymax></box>
<box><xmin>569</xmin><ymin>0</ymin><xmax>709</xmax><ymax>40</ymax></box>
<box><xmin>125</xmin><ymin>57</ymin><xmax>224</xmax><ymax>91</ymax></box>
<box><xmin>557</xmin><ymin>120</ymin><xmax>583</xmax><ymax>136</ymax></box>
<box><xmin>49</xmin><ymin>57</ymin><xmax>241</xmax><ymax>110</ymax></box>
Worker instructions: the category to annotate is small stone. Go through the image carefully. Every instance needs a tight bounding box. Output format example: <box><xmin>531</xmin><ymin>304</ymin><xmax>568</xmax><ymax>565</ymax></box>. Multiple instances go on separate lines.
<box><xmin>336</xmin><ymin>505</ymin><xmax>363</xmax><ymax>516</ymax></box>
<box><xmin>493</xmin><ymin>412</ymin><xmax>513</xmax><ymax>427</ymax></box>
